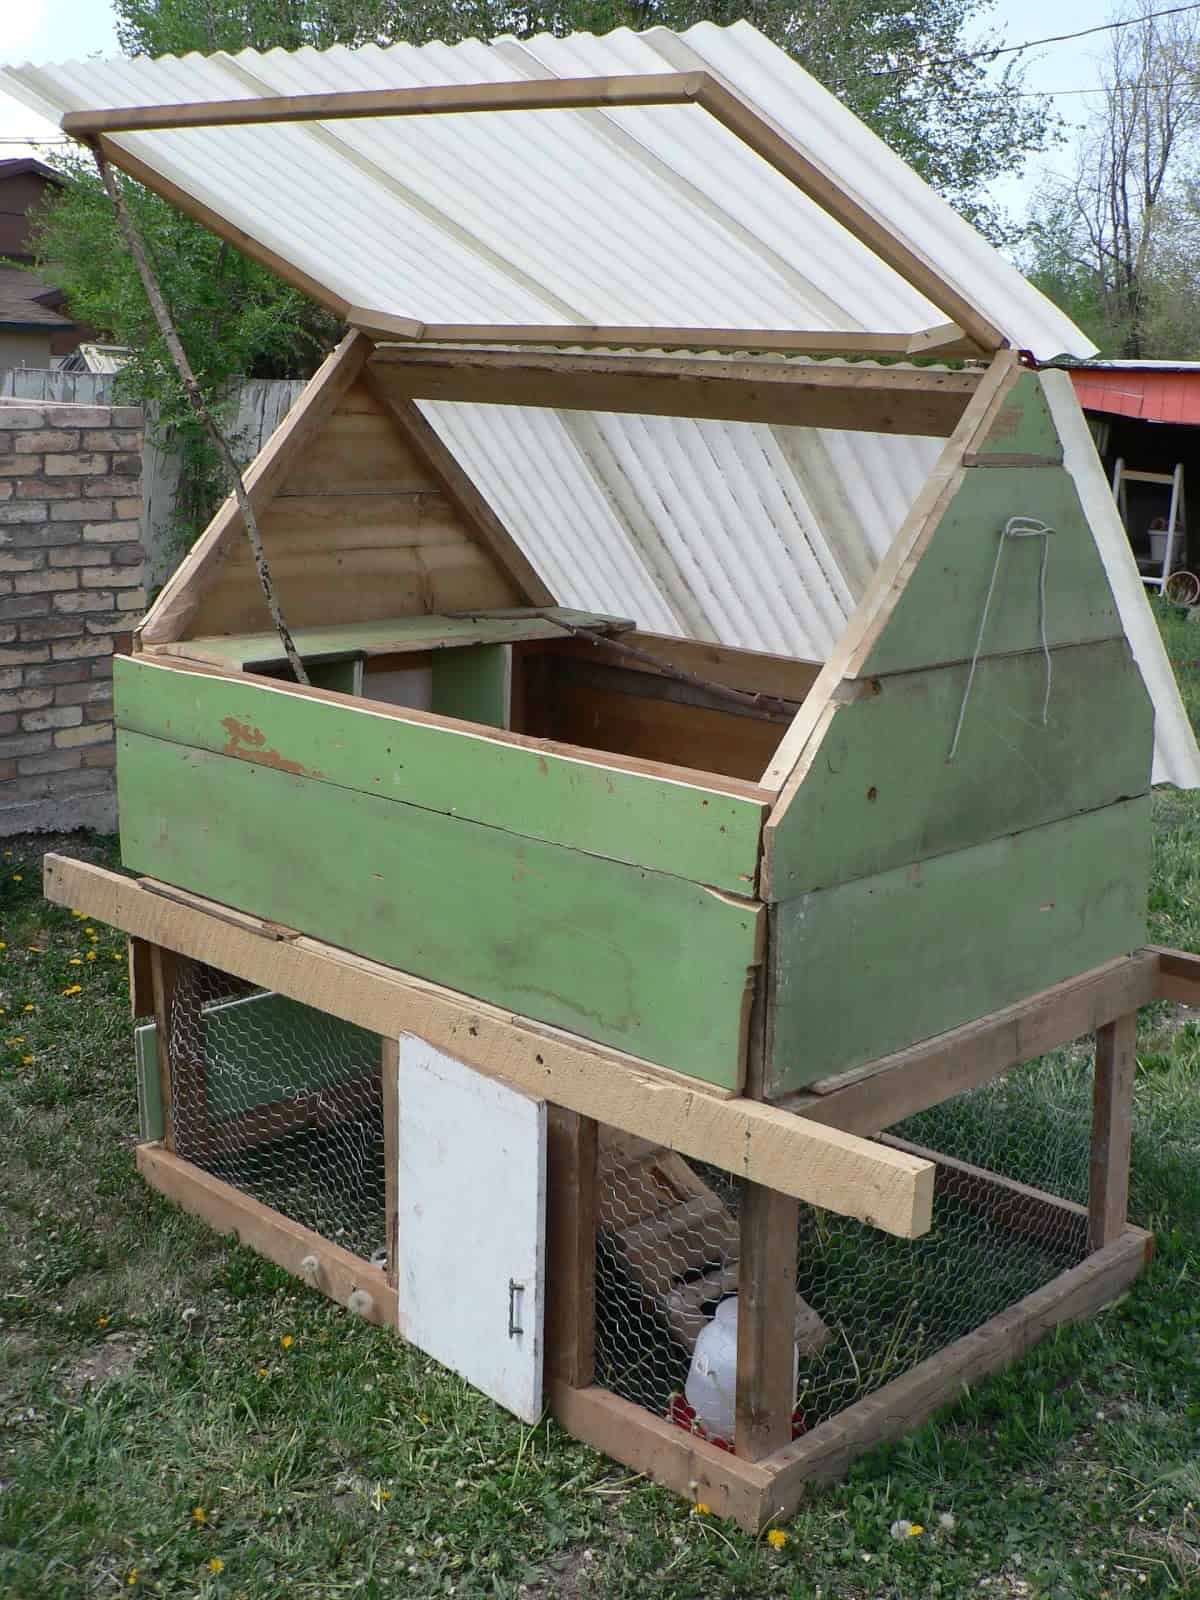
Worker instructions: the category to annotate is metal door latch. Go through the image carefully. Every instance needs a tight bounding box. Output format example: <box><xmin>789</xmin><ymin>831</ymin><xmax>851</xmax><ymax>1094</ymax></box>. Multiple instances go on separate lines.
<box><xmin>508</xmin><ymin>1278</ymin><xmax>524</xmax><ymax>1338</ymax></box>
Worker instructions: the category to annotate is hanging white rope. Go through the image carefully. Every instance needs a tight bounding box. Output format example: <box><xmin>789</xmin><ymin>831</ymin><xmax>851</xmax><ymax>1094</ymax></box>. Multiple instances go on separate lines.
<box><xmin>947</xmin><ymin>516</ymin><xmax>1055</xmax><ymax>763</ymax></box>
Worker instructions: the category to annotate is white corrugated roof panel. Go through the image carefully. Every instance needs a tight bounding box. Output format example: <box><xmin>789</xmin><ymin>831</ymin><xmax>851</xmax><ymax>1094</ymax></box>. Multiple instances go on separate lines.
<box><xmin>1</xmin><ymin>23</ymin><xmax>1092</xmax><ymax>359</ymax></box>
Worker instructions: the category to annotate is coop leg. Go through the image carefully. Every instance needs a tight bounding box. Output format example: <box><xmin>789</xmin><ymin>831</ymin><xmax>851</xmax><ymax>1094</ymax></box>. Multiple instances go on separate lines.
<box><xmin>736</xmin><ymin>1182</ymin><xmax>798</xmax><ymax>1461</ymax></box>
<box><xmin>545</xmin><ymin>1107</ymin><xmax>597</xmax><ymax>1389</ymax></box>
<box><xmin>382</xmin><ymin>1038</ymin><xmax>399</xmax><ymax>1291</ymax></box>
<box><xmin>148</xmin><ymin>945</ymin><xmax>180</xmax><ymax>1153</ymax></box>
<box><xmin>1089</xmin><ymin>1012</ymin><xmax>1137</xmax><ymax>1250</ymax></box>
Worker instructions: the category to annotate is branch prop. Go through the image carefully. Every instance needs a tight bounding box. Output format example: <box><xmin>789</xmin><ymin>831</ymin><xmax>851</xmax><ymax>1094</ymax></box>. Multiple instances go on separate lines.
<box><xmin>91</xmin><ymin>144</ymin><xmax>310</xmax><ymax>686</ymax></box>
<box><xmin>548</xmin><ymin>619</ymin><xmax>799</xmax><ymax>721</ymax></box>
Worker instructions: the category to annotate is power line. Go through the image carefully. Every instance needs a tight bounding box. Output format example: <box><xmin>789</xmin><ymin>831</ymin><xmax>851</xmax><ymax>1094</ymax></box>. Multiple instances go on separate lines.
<box><xmin>974</xmin><ymin>2</ymin><xmax>1200</xmax><ymax>62</ymax></box>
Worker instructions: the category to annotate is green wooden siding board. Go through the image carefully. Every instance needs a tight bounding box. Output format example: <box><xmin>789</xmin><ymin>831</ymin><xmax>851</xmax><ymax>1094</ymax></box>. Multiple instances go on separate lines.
<box><xmin>134</xmin><ymin>1021</ymin><xmax>163</xmax><ymax>1142</ymax></box>
<box><xmin>767</xmin><ymin>639</ymin><xmax>1153</xmax><ymax>897</ymax></box>
<box><xmin>177</xmin><ymin>608</ymin><xmax>629</xmax><ymax>669</ymax></box>
<box><xmin>306</xmin><ymin>658</ymin><xmax>362</xmax><ymax>696</ymax></box>
<box><xmin>861</xmin><ymin>467</ymin><xmax>1122</xmax><ymax>676</ymax></box>
<box><xmin>117</xmin><ymin>731</ymin><xmax>760</xmax><ymax>1089</ymax></box>
<box><xmin>431</xmin><ymin>643</ymin><xmax>509</xmax><ymax>728</ymax></box>
<box><xmin>201</xmin><ymin>991</ymin><xmax>380</xmax><ymax>1120</ymax></box>
<box><xmin>766</xmin><ymin>797</ymin><xmax>1150</xmax><ymax>1096</ymax></box>
<box><xmin>114</xmin><ymin>657</ymin><xmax>764</xmax><ymax>894</ymax></box>
<box><xmin>970</xmin><ymin>372</ymin><xmax>1063</xmax><ymax>460</ymax></box>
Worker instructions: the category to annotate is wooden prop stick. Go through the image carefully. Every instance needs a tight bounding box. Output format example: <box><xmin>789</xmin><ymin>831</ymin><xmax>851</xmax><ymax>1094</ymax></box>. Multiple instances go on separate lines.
<box><xmin>91</xmin><ymin>143</ymin><xmax>310</xmax><ymax>686</ymax></box>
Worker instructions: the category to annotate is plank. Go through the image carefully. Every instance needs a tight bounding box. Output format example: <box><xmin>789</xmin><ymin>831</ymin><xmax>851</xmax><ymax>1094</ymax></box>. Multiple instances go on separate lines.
<box><xmin>115</xmin><ymin>728</ymin><xmax>764</xmax><ymax>1086</ymax></box>
<box><xmin>1153</xmin><ymin>944</ymin><xmax>1200</xmax><ymax>1002</ymax></box>
<box><xmin>381</xmin><ymin>1039</ymin><xmax>399</xmax><ymax>1289</ymax></box>
<box><xmin>362</xmin><ymin>372</ymin><xmax>555</xmax><ymax>607</ymax></box>
<box><xmin>44</xmin><ymin>855</ymin><xmax>935</xmax><ymax>1235</ymax></box>
<box><xmin>430</xmin><ymin>643</ymin><xmax>510</xmax><ymax>728</ymax></box>
<box><xmin>395</xmin><ymin>1039</ymin><xmax>546</xmax><ymax>1423</ymax></box>
<box><xmin>766</xmin><ymin>799</ymin><xmax>1151</xmax><ymax>1096</ymax></box>
<box><xmin>368</xmin><ymin>349</ymin><xmax>979</xmax><ymax>437</ymax></box>
<box><xmin>155</xmin><ymin>610</ymin><xmax>631</xmax><ymax>670</ymax></box>
<box><xmin>128</xmin><ymin>934</ymin><xmax>155</xmax><ymax>1017</ymax></box>
<box><xmin>1089</xmin><ymin>1013</ymin><xmax>1137</xmax><ymax>1249</ymax></box>
<box><xmin>138</xmin><ymin>331</ymin><xmax>371</xmax><ymax>646</ymax></box>
<box><xmin>134</xmin><ymin>1020</ymin><xmax>163</xmax><ymax>1142</ymax></box>
<box><xmin>965</xmin><ymin>372</ymin><xmax>1063</xmax><ymax>462</ymax></box>
<box><xmin>549</xmin><ymin>1381</ymin><xmax>772</xmax><ymax>1530</ymax></box>
<box><xmin>136</xmin><ymin>1142</ymin><xmax>396</xmax><ymax>1325</ymax></box>
<box><xmin>113</xmin><ymin>655</ymin><xmax>767</xmax><ymax>893</ymax></box>
<box><xmin>364</xmin><ymin>322</ymin><xmax>983</xmax><ymax>359</ymax></box>
<box><xmin>148</xmin><ymin>945</ymin><xmax>180</xmax><ymax>1151</ymax></box>
<box><xmin>785</xmin><ymin>951</ymin><xmax>1159</xmax><ymax>1135</ymax></box>
<box><xmin>757</xmin><ymin>1228</ymin><xmax>1153</xmax><ymax>1521</ymax></box>
<box><xmin>545</xmin><ymin>1107</ymin><xmax>597</xmax><ymax>1388</ymax></box>
<box><xmin>610</xmin><ymin>633</ymin><xmax>822</xmax><ymax>706</ymax></box>
<box><xmin>763</xmin><ymin>639</ymin><xmax>1152</xmax><ymax>898</ymax></box>
<box><xmin>735</xmin><ymin>1184</ymin><xmax>799</xmax><ymax>1461</ymax></box>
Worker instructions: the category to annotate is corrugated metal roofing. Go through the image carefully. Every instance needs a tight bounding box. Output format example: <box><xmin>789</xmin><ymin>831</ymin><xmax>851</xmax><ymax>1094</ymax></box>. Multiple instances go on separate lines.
<box><xmin>1070</xmin><ymin>365</ymin><xmax>1200</xmax><ymax>426</ymax></box>
<box><xmin>0</xmin><ymin>23</ymin><xmax>1092</xmax><ymax>359</ymax></box>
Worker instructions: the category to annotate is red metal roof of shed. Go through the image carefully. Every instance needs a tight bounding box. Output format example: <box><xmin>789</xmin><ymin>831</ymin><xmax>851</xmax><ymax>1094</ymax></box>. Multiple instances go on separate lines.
<box><xmin>1069</xmin><ymin>364</ymin><xmax>1200</xmax><ymax>425</ymax></box>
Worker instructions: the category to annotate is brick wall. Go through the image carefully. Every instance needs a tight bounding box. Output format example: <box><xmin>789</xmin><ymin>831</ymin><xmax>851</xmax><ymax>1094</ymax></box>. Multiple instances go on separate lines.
<box><xmin>0</xmin><ymin>399</ymin><xmax>145</xmax><ymax>835</ymax></box>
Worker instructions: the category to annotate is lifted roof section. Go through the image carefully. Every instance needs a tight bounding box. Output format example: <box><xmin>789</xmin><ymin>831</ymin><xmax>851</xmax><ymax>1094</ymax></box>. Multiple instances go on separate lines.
<box><xmin>2</xmin><ymin>22</ymin><xmax>1093</xmax><ymax>361</ymax></box>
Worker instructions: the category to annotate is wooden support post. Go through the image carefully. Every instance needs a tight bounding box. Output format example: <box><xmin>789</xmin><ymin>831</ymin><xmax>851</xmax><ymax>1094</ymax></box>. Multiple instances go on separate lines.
<box><xmin>148</xmin><ymin>945</ymin><xmax>180</xmax><ymax>1153</ymax></box>
<box><xmin>128</xmin><ymin>935</ymin><xmax>155</xmax><ymax>1018</ymax></box>
<box><xmin>545</xmin><ymin>1106</ymin><xmax>597</xmax><ymax>1388</ymax></box>
<box><xmin>382</xmin><ymin>1038</ymin><xmax>399</xmax><ymax>1290</ymax></box>
<box><xmin>736</xmin><ymin>1183</ymin><xmax>798</xmax><ymax>1461</ymax></box>
<box><xmin>1089</xmin><ymin>1012</ymin><xmax>1137</xmax><ymax>1249</ymax></box>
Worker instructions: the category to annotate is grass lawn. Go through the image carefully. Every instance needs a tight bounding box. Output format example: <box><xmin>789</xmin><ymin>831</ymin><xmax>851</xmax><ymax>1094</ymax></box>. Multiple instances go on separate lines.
<box><xmin>4</xmin><ymin>611</ymin><xmax>1200</xmax><ymax>1598</ymax></box>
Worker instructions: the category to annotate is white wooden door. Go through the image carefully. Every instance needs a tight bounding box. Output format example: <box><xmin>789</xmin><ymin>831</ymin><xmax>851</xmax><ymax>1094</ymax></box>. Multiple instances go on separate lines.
<box><xmin>395</xmin><ymin>1036</ymin><xmax>546</xmax><ymax>1423</ymax></box>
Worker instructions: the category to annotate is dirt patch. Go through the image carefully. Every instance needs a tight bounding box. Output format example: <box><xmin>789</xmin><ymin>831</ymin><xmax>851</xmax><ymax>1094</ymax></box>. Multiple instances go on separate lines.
<box><xmin>63</xmin><ymin>1331</ymin><xmax>146</xmax><ymax>1394</ymax></box>
<box><xmin>519</xmin><ymin>1543</ymin><xmax>601</xmax><ymax>1599</ymax></box>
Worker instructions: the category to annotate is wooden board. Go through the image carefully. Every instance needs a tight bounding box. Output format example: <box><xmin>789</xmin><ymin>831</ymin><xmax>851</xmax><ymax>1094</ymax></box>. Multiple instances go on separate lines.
<box><xmin>116</xmin><ymin>729</ymin><xmax>764</xmax><ymax>1087</ymax></box>
<box><xmin>44</xmin><ymin>856</ymin><xmax>935</xmax><ymax>1236</ymax></box>
<box><xmin>764</xmin><ymin>638</ymin><xmax>1152</xmax><ymax>897</ymax></box>
<box><xmin>964</xmin><ymin>371</ymin><xmax>1062</xmax><ymax>463</ymax></box>
<box><xmin>430</xmin><ymin>643</ymin><xmax>510</xmax><ymax>728</ymax></box>
<box><xmin>395</xmin><ymin>1038</ymin><xmax>546</xmax><ymax>1423</ymax></box>
<box><xmin>766</xmin><ymin>798</ymin><xmax>1151</xmax><ymax>1095</ymax></box>
<box><xmin>183</xmin><ymin>376</ymin><xmax>521</xmax><ymax>639</ymax></box>
<box><xmin>113</xmin><ymin>655</ymin><xmax>767</xmax><ymax>894</ymax></box>
<box><xmin>857</xmin><ymin>465</ymin><xmax>1123</xmax><ymax>677</ymax></box>
<box><xmin>134</xmin><ymin>1020</ymin><xmax>163</xmax><ymax>1142</ymax></box>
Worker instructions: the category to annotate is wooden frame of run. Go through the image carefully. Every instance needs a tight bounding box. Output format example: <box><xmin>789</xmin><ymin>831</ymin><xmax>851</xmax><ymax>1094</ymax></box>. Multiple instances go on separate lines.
<box><xmin>67</xmin><ymin>72</ymin><xmax>1006</xmax><ymax>356</ymax></box>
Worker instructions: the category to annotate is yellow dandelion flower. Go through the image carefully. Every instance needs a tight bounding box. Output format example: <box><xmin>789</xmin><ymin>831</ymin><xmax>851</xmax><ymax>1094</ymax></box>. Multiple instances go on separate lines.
<box><xmin>192</xmin><ymin>1506</ymin><xmax>207</xmax><ymax>1524</ymax></box>
<box><xmin>71</xmin><ymin>909</ymin><xmax>85</xmax><ymax>918</ymax></box>
<box><xmin>23</xmin><ymin>1004</ymin><xmax>34</xmax><ymax>1011</ymax></box>
<box><xmin>97</xmin><ymin>1316</ymin><xmax>109</xmax><ymax>1327</ymax></box>
<box><xmin>21</xmin><ymin>1056</ymin><xmax>32</xmax><ymax>1066</ymax></box>
<box><xmin>27</xmin><ymin>945</ymin><xmax>39</xmax><ymax>953</ymax></box>
<box><xmin>909</xmin><ymin>1524</ymin><xmax>924</xmax><ymax>1536</ymax></box>
<box><xmin>691</xmin><ymin>1502</ymin><xmax>711</xmax><ymax>1517</ymax></box>
<box><xmin>417</xmin><ymin>1413</ymin><xmax>431</xmax><ymax>1424</ymax></box>
<box><xmin>12</xmin><ymin>873</ymin><xmax>22</xmax><ymax>882</ymax></box>
<box><xmin>84</xmin><ymin>926</ymin><xmax>95</xmax><ymax>933</ymax></box>
<box><xmin>0</xmin><ymin>942</ymin><xmax>6</xmax><ymax>950</ymax></box>
<box><xmin>766</xmin><ymin>1529</ymin><xmax>788</xmax><ymax>1549</ymax></box>
<box><xmin>86</xmin><ymin>951</ymin><xmax>97</xmax><ymax>961</ymax></box>
<box><xmin>62</xmin><ymin>985</ymin><xmax>82</xmax><ymax>996</ymax></box>
<box><xmin>280</xmin><ymin>1334</ymin><xmax>294</xmax><ymax>1350</ymax></box>
<box><xmin>207</xmin><ymin>1557</ymin><xmax>224</xmax><ymax>1574</ymax></box>
<box><xmin>256</xmin><ymin>1366</ymin><xmax>269</xmax><ymax>1378</ymax></box>
<box><xmin>69</xmin><ymin>958</ymin><xmax>82</xmax><ymax>966</ymax></box>
<box><xmin>126</xmin><ymin>1569</ymin><xmax>138</xmax><ymax>1586</ymax></box>
<box><xmin>114</xmin><ymin>952</ymin><xmax>123</xmax><ymax>960</ymax></box>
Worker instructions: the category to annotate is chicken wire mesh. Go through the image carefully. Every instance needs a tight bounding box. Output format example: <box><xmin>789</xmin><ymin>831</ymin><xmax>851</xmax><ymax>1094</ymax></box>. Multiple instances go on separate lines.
<box><xmin>167</xmin><ymin>958</ymin><xmax>387</xmax><ymax>1263</ymax></box>
<box><xmin>595</xmin><ymin>1047</ymin><xmax>1099</xmax><ymax>1444</ymax></box>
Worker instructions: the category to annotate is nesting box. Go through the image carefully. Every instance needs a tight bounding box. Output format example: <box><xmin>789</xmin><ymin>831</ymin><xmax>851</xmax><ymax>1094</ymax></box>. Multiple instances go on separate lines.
<box><xmin>16</xmin><ymin>22</ymin><xmax>1197</xmax><ymax>1529</ymax></box>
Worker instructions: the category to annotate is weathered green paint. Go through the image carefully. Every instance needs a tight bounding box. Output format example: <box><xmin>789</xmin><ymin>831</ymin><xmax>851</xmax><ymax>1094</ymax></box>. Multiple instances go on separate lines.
<box><xmin>306</xmin><ymin>658</ymin><xmax>362</xmax><ymax>696</ymax></box>
<box><xmin>969</xmin><ymin>372</ymin><xmax>1062</xmax><ymax>461</ymax></box>
<box><xmin>115</xmin><ymin>657</ymin><xmax>765</xmax><ymax>894</ymax></box>
<box><xmin>177</xmin><ymin>608</ymin><xmax>629</xmax><ymax>671</ymax></box>
<box><xmin>431</xmin><ymin>643</ymin><xmax>509</xmax><ymax>728</ymax></box>
<box><xmin>134</xmin><ymin>1021</ymin><xmax>162</xmax><ymax>1141</ymax></box>
<box><xmin>766</xmin><ymin>797</ymin><xmax>1150</xmax><ymax>1095</ymax></box>
<box><xmin>767</xmin><ymin>639</ymin><xmax>1152</xmax><ymax>897</ymax></box>
<box><xmin>117</xmin><ymin>731</ymin><xmax>761</xmax><ymax>1088</ymax></box>
<box><xmin>202</xmin><ymin>991</ymin><xmax>380</xmax><ymax>1119</ymax></box>
<box><xmin>861</xmin><ymin>467</ymin><xmax>1122</xmax><ymax>676</ymax></box>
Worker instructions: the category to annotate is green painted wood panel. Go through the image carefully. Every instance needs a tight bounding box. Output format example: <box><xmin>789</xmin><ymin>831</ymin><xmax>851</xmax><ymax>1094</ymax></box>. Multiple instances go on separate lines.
<box><xmin>117</xmin><ymin>731</ymin><xmax>761</xmax><ymax>1089</ymax></box>
<box><xmin>431</xmin><ymin>643</ymin><xmax>509</xmax><ymax>728</ymax></box>
<box><xmin>134</xmin><ymin>1021</ymin><xmax>162</xmax><ymax>1142</ymax></box>
<box><xmin>115</xmin><ymin>657</ymin><xmax>764</xmax><ymax>894</ymax></box>
<box><xmin>969</xmin><ymin>372</ymin><xmax>1062</xmax><ymax>461</ymax></box>
<box><xmin>766</xmin><ymin>797</ymin><xmax>1150</xmax><ymax>1095</ymax></box>
<box><xmin>767</xmin><ymin>639</ymin><xmax>1152</xmax><ymax>897</ymax></box>
<box><xmin>861</xmin><ymin>467</ymin><xmax>1122</xmax><ymax>676</ymax></box>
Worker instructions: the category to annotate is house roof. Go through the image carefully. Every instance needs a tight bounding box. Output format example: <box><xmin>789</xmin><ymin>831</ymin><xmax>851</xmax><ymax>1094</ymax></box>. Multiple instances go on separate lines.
<box><xmin>0</xmin><ymin>157</ymin><xmax>63</xmax><ymax>185</ymax></box>
<box><xmin>0</xmin><ymin>23</ymin><xmax>1091</xmax><ymax>359</ymax></box>
<box><xmin>0</xmin><ymin>265</ymin><xmax>73</xmax><ymax>330</ymax></box>
<box><xmin>1069</xmin><ymin>364</ymin><xmax>1200</xmax><ymax>425</ymax></box>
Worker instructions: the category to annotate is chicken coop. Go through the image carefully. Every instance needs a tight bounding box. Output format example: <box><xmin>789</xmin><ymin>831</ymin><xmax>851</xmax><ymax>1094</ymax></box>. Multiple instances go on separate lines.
<box><xmin>12</xmin><ymin>21</ymin><xmax>1200</xmax><ymax>1530</ymax></box>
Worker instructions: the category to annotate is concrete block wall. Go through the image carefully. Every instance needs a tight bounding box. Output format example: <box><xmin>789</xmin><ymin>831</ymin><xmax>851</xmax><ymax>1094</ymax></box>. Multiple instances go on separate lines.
<box><xmin>0</xmin><ymin>399</ymin><xmax>145</xmax><ymax>835</ymax></box>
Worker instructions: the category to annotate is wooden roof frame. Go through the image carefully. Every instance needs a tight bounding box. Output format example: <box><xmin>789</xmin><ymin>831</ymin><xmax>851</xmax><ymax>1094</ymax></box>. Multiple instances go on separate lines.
<box><xmin>70</xmin><ymin>72</ymin><xmax>1007</xmax><ymax>358</ymax></box>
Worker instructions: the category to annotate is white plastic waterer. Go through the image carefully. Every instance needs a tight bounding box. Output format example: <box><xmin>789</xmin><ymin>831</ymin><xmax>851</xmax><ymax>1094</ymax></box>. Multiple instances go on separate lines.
<box><xmin>684</xmin><ymin>1295</ymin><xmax>799</xmax><ymax>1441</ymax></box>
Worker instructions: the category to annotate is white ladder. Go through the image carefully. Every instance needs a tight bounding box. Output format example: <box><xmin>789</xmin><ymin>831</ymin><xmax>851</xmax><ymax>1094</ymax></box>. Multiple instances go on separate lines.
<box><xmin>1111</xmin><ymin>458</ymin><xmax>1186</xmax><ymax>591</ymax></box>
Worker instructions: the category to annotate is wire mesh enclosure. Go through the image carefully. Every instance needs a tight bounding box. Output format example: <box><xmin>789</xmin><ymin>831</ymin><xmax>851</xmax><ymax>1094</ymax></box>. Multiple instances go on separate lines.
<box><xmin>595</xmin><ymin>1051</ymin><xmax>1097</xmax><ymax>1444</ymax></box>
<box><xmin>167</xmin><ymin>958</ymin><xmax>387</xmax><ymax>1263</ymax></box>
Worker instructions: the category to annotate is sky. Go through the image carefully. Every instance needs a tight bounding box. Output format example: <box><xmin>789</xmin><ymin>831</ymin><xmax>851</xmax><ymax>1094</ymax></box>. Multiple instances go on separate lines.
<box><xmin>0</xmin><ymin>0</ymin><xmax>1142</xmax><ymax>225</ymax></box>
